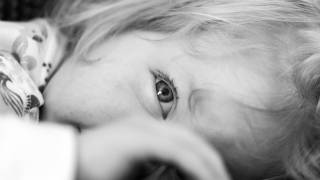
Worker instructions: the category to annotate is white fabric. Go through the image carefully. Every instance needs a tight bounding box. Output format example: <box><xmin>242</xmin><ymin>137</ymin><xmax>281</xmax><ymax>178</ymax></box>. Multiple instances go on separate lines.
<box><xmin>0</xmin><ymin>116</ymin><xmax>76</xmax><ymax>180</ymax></box>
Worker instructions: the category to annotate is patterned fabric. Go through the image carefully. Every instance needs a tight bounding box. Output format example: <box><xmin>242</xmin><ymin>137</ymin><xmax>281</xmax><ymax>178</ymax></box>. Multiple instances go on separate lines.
<box><xmin>0</xmin><ymin>19</ymin><xmax>65</xmax><ymax>121</ymax></box>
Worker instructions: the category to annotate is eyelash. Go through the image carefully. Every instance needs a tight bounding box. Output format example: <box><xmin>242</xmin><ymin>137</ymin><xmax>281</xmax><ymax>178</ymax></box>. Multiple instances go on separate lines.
<box><xmin>151</xmin><ymin>70</ymin><xmax>178</xmax><ymax>119</ymax></box>
<box><xmin>154</xmin><ymin>70</ymin><xmax>176</xmax><ymax>89</ymax></box>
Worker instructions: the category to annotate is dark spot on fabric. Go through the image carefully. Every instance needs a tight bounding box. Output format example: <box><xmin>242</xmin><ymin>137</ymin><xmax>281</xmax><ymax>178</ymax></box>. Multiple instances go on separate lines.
<box><xmin>11</xmin><ymin>52</ymin><xmax>21</xmax><ymax>63</ymax></box>
<box><xmin>38</xmin><ymin>85</ymin><xmax>45</xmax><ymax>93</ymax></box>
<box><xmin>27</xmin><ymin>94</ymin><xmax>40</xmax><ymax>110</ymax></box>
<box><xmin>32</xmin><ymin>35</ymin><xmax>43</xmax><ymax>43</ymax></box>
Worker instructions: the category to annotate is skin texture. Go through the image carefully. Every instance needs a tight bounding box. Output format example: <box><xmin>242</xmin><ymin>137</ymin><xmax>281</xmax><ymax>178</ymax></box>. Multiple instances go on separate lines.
<box><xmin>42</xmin><ymin>31</ymin><xmax>285</xmax><ymax>179</ymax></box>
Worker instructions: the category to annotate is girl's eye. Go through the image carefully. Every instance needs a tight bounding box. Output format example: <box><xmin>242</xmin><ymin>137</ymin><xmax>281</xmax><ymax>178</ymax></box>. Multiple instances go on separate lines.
<box><xmin>156</xmin><ymin>81</ymin><xmax>174</xmax><ymax>103</ymax></box>
<box><xmin>153</xmin><ymin>70</ymin><xmax>178</xmax><ymax>119</ymax></box>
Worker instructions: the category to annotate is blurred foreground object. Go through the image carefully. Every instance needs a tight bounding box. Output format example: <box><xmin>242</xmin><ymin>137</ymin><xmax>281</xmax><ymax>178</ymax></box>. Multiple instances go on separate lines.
<box><xmin>0</xmin><ymin>0</ymin><xmax>48</xmax><ymax>21</ymax></box>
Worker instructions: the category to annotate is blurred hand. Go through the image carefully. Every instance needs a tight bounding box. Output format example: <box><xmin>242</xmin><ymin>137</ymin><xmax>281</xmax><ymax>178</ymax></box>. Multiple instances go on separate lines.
<box><xmin>76</xmin><ymin>118</ymin><xmax>231</xmax><ymax>180</ymax></box>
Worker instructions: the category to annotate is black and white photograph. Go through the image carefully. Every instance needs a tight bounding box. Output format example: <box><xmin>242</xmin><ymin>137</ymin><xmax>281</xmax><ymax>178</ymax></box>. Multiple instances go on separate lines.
<box><xmin>0</xmin><ymin>1</ymin><xmax>320</xmax><ymax>180</ymax></box>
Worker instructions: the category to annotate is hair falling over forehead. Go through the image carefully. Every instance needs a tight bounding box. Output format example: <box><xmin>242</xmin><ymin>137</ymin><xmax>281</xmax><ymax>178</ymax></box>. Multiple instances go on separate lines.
<box><xmin>52</xmin><ymin>0</ymin><xmax>320</xmax><ymax>56</ymax></box>
<box><xmin>51</xmin><ymin>0</ymin><xmax>320</xmax><ymax>179</ymax></box>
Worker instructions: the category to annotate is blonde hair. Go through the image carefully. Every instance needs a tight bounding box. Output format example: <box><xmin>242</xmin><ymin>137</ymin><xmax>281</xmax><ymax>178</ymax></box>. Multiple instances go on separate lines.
<box><xmin>52</xmin><ymin>0</ymin><xmax>320</xmax><ymax>179</ymax></box>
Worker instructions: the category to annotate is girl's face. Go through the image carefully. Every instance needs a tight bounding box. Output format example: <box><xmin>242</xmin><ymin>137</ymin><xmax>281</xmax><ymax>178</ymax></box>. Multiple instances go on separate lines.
<box><xmin>42</xmin><ymin>31</ymin><xmax>285</xmax><ymax>178</ymax></box>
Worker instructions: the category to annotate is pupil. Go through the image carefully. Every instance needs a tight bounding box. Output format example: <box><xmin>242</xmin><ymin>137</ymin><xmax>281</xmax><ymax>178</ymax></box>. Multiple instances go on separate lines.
<box><xmin>161</xmin><ymin>87</ymin><xmax>170</xmax><ymax>96</ymax></box>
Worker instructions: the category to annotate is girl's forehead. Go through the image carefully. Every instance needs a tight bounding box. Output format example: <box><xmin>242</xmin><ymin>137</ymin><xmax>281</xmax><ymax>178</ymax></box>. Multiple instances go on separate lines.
<box><xmin>92</xmin><ymin>31</ymin><xmax>283</xmax><ymax>108</ymax></box>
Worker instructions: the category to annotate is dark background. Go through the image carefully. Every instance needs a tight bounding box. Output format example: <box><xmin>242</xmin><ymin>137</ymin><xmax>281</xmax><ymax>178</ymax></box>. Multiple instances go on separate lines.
<box><xmin>0</xmin><ymin>0</ymin><xmax>48</xmax><ymax>21</ymax></box>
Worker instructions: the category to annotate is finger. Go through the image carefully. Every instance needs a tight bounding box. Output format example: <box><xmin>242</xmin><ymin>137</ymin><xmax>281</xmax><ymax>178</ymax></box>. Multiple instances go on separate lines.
<box><xmin>123</xmin><ymin>120</ymin><xmax>230</xmax><ymax>180</ymax></box>
<box><xmin>143</xmin><ymin>128</ymin><xmax>230</xmax><ymax>180</ymax></box>
<box><xmin>112</xmin><ymin>121</ymin><xmax>230</xmax><ymax>180</ymax></box>
<box><xmin>80</xmin><ymin>120</ymin><xmax>231</xmax><ymax>180</ymax></box>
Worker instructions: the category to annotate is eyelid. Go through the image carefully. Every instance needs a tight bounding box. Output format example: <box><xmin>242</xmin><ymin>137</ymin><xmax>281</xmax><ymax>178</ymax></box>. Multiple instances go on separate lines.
<box><xmin>150</xmin><ymin>69</ymin><xmax>178</xmax><ymax>119</ymax></box>
<box><xmin>133</xmin><ymin>72</ymin><xmax>161</xmax><ymax>119</ymax></box>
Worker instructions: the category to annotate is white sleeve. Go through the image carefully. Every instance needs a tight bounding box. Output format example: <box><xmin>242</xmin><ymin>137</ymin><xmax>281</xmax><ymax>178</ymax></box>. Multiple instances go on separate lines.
<box><xmin>0</xmin><ymin>116</ymin><xmax>77</xmax><ymax>180</ymax></box>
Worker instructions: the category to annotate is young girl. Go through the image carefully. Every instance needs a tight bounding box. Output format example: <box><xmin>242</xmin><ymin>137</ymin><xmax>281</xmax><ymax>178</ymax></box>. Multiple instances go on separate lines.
<box><xmin>2</xmin><ymin>0</ymin><xmax>320</xmax><ymax>180</ymax></box>
<box><xmin>0</xmin><ymin>6</ymin><xmax>230</xmax><ymax>180</ymax></box>
<box><xmin>43</xmin><ymin>0</ymin><xmax>320</xmax><ymax>179</ymax></box>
